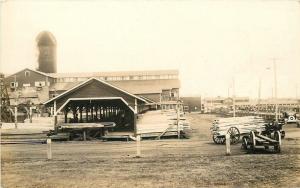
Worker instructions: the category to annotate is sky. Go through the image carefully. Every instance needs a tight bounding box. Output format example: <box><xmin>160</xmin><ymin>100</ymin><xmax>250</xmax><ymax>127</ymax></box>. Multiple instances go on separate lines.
<box><xmin>1</xmin><ymin>0</ymin><xmax>300</xmax><ymax>98</ymax></box>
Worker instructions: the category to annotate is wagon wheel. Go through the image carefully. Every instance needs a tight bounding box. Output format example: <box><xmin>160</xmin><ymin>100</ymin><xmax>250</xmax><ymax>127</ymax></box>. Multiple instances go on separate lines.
<box><xmin>249</xmin><ymin>131</ymin><xmax>256</xmax><ymax>153</ymax></box>
<box><xmin>212</xmin><ymin>134</ymin><xmax>225</xmax><ymax>144</ymax></box>
<box><xmin>274</xmin><ymin>131</ymin><xmax>281</xmax><ymax>153</ymax></box>
<box><xmin>241</xmin><ymin>136</ymin><xmax>248</xmax><ymax>150</ymax></box>
<box><xmin>227</xmin><ymin>127</ymin><xmax>240</xmax><ymax>144</ymax></box>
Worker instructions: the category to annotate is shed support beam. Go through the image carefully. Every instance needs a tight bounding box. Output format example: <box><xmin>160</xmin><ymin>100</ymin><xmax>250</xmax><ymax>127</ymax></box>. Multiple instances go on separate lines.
<box><xmin>134</xmin><ymin>98</ymin><xmax>138</xmax><ymax>136</ymax></box>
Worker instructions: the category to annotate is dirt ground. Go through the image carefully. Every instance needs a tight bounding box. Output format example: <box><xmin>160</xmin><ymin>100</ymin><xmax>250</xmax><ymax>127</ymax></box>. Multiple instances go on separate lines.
<box><xmin>1</xmin><ymin>113</ymin><xmax>300</xmax><ymax>188</ymax></box>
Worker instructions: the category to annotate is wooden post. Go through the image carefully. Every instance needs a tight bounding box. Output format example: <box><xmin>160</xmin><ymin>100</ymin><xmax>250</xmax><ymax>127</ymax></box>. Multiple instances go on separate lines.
<box><xmin>14</xmin><ymin>106</ymin><xmax>17</xmax><ymax>128</ymax></box>
<box><xmin>79</xmin><ymin>106</ymin><xmax>83</xmax><ymax>123</ymax></box>
<box><xmin>54</xmin><ymin>100</ymin><xmax>58</xmax><ymax>132</ymax></box>
<box><xmin>83</xmin><ymin>130</ymin><xmax>86</xmax><ymax>141</ymax></box>
<box><xmin>225</xmin><ymin>133</ymin><xmax>231</xmax><ymax>155</ymax></box>
<box><xmin>134</xmin><ymin>99</ymin><xmax>138</xmax><ymax>136</ymax></box>
<box><xmin>136</xmin><ymin>134</ymin><xmax>141</xmax><ymax>157</ymax></box>
<box><xmin>99</xmin><ymin>106</ymin><xmax>102</xmax><ymax>120</ymax></box>
<box><xmin>86</xmin><ymin>106</ymin><xmax>89</xmax><ymax>122</ymax></box>
<box><xmin>47</xmin><ymin>138</ymin><xmax>52</xmax><ymax>160</ymax></box>
<box><xmin>64</xmin><ymin>108</ymin><xmax>68</xmax><ymax>123</ymax></box>
<box><xmin>29</xmin><ymin>106</ymin><xmax>32</xmax><ymax>123</ymax></box>
<box><xmin>95</xmin><ymin>106</ymin><xmax>98</xmax><ymax>120</ymax></box>
<box><xmin>91</xmin><ymin>106</ymin><xmax>94</xmax><ymax>121</ymax></box>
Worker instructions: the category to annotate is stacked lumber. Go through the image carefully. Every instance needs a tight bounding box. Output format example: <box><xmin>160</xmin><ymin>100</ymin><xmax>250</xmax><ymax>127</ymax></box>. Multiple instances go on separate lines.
<box><xmin>211</xmin><ymin>116</ymin><xmax>266</xmax><ymax>136</ymax></box>
<box><xmin>137</xmin><ymin>110</ymin><xmax>190</xmax><ymax>138</ymax></box>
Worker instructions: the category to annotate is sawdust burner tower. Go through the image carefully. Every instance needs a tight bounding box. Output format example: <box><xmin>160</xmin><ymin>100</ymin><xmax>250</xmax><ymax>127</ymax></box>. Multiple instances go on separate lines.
<box><xmin>36</xmin><ymin>31</ymin><xmax>57</xmax><ymax>73</ymax></box>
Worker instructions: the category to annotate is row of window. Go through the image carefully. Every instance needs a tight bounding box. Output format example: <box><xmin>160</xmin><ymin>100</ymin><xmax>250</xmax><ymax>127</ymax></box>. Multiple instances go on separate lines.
<box><xmin>55</xmin><ymin>74</ymin><xmax>178</xmax><ymax>83</ymax></box>
<box><xmin>10</xmin><ymin>81</ymin><xmax>47</xmax><ymax>88</ymax></box>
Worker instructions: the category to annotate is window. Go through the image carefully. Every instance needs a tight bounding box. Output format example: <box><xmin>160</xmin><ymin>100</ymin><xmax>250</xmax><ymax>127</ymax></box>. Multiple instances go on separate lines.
<box><xmin>10</xmin><ymin>82</ymin><xmax>18</xmax><ymax>88</ymax></box>
<box><xmin>35</xmin><ymin>81</ymin><xmax>46</xmax><ymax>87</ymax></box>
<box><xmin>25</xmin><ymin>71</ymin><xmax>30</xmax><ymax>77</ymax></box>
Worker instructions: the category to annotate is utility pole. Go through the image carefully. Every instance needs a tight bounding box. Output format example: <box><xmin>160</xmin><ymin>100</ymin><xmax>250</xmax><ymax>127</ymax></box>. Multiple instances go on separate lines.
<box><xmin>258</xmin><ymin>77</ymin><xmax>261</xmax><ymax>105</ymax></box>
<box><xmin>0</xmin><ymin>76</ymin><xmax>2</xmax><ymax>128</ymax></box>
<box><xmin>232</xmin><ymin>78</ymin><xmax>236</xmax><ymax>118</ymax></box>
<box><xmin>271</xmin><ymin>58</ymin><xmax>278</xmax><ymax>122</ymax></box>
<box><xmin>296</xmin><ymin>84</ymin><xmax>298</xmax><ymax>99</ymax></box>
<box><xmin>14</xmin><ymin>75</ymin><xmax>18</xmax><ymax>128</ymax></box>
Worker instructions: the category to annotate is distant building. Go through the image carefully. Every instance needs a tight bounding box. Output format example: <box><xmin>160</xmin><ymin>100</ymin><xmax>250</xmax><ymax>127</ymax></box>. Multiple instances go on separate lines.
<box><xmin>202</xmin><ymin>96</ymin><xmax>300</xmax><ymax>113</ymax></box>
<box><xmin>181</xmin><ymin>97</ymin><xmax>202</xmax><ymax>112</ymax></box>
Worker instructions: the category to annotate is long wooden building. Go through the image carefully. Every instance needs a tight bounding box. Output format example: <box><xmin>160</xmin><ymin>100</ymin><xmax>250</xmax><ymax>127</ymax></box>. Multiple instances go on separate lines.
<box><xmin>3</xmin><ymin>68</ymin><xmax>180</xmax><ymax>110</ymax></box>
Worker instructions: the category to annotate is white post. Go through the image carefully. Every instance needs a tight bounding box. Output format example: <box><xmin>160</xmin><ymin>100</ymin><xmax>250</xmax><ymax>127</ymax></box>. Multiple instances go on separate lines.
<box><xmin>14</xmin><ymin>106</ymin><xmax>17</xmax><ymax>129</ymax></box>
<box><xmin>134</xmin><ymin>98</ymin><xmax>138</xmax><ymax>136</ymax></box>
<box><xmin>83</xmin><ymin>130</ymin><xmax>86</xmax><ymax>141</ymax></box>
<box><xmin>53</xmin><ymin>101</ymin><xmax>57</xmax><ymax>131</ymax></box>
<box><xmin>136</xmin><ymin>134</ymin><xmax>141</xmax><ymax>157</ymax></box>
<box><xmin>225</xmin><ymin>133</ymin><xmax>231</xmax><ymax>155</ymax></box>
<box><xmin>47</xmin><ymin>139</ymin><xmax>52</xmax><ymax>160</ymax></box>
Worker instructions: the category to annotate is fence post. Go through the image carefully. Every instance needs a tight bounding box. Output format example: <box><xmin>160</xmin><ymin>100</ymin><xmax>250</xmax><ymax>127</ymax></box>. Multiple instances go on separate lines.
<box><xmin>177</xmin><ymin>103</ymin><xmax>180</xmax><ymax>139</ymax></box>
<box><xmin>29</xmin><ymin>106</ymin><xmax>32</xmax><ymax>123</ymax></box>
<box><xmin>14</xmin><ymin>106</ymin><xmax>18</xmax><ymax>129</ymax></box>
<box><xmin>225</xmin><ymin>133</ymin><xmax>231</xmax><ymax>155</ymax></box>
<box><xmin>136</xmin><ymin>134</ymin><xmax>141</xmax><ymax>158</ymax></box>
<box><xmin>47</xmin><ymin>139</ymin><xmax>52</xmax><ymax>160</ymax></box>
<box><xmin>83</xmin><ymin>130</ymin><xmax>86</xmax><ymax>141</ymax></box>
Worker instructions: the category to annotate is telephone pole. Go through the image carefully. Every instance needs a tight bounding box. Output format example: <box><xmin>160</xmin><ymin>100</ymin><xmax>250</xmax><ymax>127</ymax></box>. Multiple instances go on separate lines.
<box><xmin>232</xmin><ymin>77</ymin><xmax>236</xmax><ymax>118</ymax></box>
<box><xmin>271</xmin><ymin>58</ymin><xmax>278</xmax><ymax>122</ymax></box>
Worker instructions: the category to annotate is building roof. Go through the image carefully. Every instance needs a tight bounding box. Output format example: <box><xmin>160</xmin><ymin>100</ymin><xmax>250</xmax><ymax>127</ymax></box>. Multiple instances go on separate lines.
<box><xmin>44</xmin><ymin>77</ymin><xmax>148</xmax><ymax>105</ymax></box>
<box><xmin>108</xmin><ymin>79</ymin><xmax>180</xmax><ymax>94</ymax></box>
<box><xmin>4</xmin><ymin>68</ymin><xmax>55</xmax><ymax>79</ymax></box>
<box><xmin>48</xmin><ymin>69</ymin><xmax>179</xmax><ymax>78</ymax></box>
<box><xmin>50</xmin><ymin>79</ymin><xmax>180</xmax><ymax>94</ymax></box>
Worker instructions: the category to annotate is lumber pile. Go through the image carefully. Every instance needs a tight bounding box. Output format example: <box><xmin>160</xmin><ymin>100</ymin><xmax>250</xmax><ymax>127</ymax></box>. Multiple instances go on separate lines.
<box><xmin>212</xmin><ymin>116</ymin><xmax>266</xmax><ymax>136</ymax></box>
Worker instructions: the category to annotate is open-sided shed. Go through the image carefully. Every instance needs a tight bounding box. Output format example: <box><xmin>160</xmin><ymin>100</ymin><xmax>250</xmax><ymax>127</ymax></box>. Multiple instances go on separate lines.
<box><xmin>44</xmin><ymin>77</ymin><xmax>149</xmax><ymax>135</ymax></box>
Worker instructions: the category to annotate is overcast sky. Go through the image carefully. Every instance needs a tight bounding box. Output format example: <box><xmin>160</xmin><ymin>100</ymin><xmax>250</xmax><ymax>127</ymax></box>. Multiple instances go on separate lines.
<box><xmin>1</xmin><ymin>0</ymin><xmax>300</xmax><ymax>98</ymax></box>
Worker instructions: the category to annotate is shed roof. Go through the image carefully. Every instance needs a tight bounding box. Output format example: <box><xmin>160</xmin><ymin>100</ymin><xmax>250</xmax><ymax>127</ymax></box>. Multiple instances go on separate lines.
<box><xmin>44</xmin><ymin>77</ymin><xmax>148</xmax><ymax>105</ymax></box>
<box><xmin>50</xmin><ymin>79</ymin><xmax>180</xmax><ymax>94</ymax></box>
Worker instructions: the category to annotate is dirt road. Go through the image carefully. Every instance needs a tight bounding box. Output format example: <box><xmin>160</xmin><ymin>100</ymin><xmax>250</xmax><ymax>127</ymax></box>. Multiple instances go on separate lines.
<box><xmin>1</xmin><ymin>114</ymin><xmax>300</xmax><ymax>188</ymax></box>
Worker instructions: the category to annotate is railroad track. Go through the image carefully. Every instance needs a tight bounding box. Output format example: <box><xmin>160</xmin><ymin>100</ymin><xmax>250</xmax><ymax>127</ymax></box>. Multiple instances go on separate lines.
<box><xmin>0</xmin><ymin>133</ymin><xmax>47</xmax><ymax>144</ymax></box>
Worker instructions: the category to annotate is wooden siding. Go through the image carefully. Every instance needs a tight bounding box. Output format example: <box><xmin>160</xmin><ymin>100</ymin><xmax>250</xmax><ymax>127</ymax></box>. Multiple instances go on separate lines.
<box><xmin>4</xmin><ymin>68</ymin><xmax>54</xmax><ymax>89</ymax></box>
<box><xmin>137</xmin><ymin>93</ymin><xmax>161</xmax><ymax>103</ymax></box>
<box><xmin>54</xmin><ymin>79</ymin><xmax>138</xmax><ymax>110</ymax></box>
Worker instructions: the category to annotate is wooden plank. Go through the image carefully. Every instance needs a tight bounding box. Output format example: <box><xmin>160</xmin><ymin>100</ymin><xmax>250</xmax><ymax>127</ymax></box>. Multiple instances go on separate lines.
<box><xmin>256</xmin><ymin>134</ymin><xmax>278</xmax><ymax>143</ymax></box>
<box><xmin>59</xmin><ymin>122</ymin><xmax>115</xmax><ymax>129</ymax></box>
